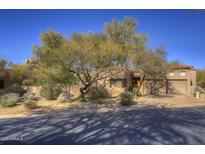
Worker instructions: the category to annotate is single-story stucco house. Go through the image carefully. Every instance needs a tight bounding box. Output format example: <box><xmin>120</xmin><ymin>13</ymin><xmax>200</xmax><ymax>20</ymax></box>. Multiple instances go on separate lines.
<box><xmin>0</xmin><ymin>59</ymin><xmax>196</xmax><ymax>97</ymax></box>
<box><xmin>108</xmin><ymin>65</ymin><xmax>196</xmax><ymax>96</ymax></box>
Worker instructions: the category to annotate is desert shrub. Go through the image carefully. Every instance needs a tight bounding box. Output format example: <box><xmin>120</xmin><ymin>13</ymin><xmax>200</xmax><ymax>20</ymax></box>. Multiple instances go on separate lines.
<box><xmin>119</xmin><ymin>92</ymin><xmax>133</xmax><ymax>106</ymax></box>
<box><xmin>24</xmin><ymin>100</ymin><xmax>37</xmax><ymax>109</ymax></box>
<box><xmin>79</xmin><ymin>96</ymin><xmax>87</xmax><ymax>102</ymax></box>
<box><xmin>0</xmin><ymin>97</ymin><xmax>18</xmax><ymax>107</ymax></box>
<box><xmin>88</xmin><ymin>86</ymin><xmax>109</xmax><ymax>101</ymax></box>
<box><xmin>95</xmin><ymin>98</ymin><xmax>105</xmax><ymax>105</ymax></box>
<box><xmin>197</xmin><ymin>70</ymin><xmax>205</xmax><ymax>88</ymax></box>
<box><xmin>5</xmin><ymin>84</ymin><xmax>26</xmax><ymax>96</ymax></box>
<box><xmin>200</xmin><ymin>81</ymin><xmax>205</xmax><ymax>88</ymax></box>
<box><xmin>40</xmin><ymin>84</ymin><xmax>62</xmax><ymax>100</ymax></box>
<box><xmin>0</xmin><ymin>89</ymin><xmax>6</xmax><ymax>96</ymax></box>
<box><xmin>22</xmin><ymin>79</ymin><xmax>34</xmax><ymax>86</ymax></box>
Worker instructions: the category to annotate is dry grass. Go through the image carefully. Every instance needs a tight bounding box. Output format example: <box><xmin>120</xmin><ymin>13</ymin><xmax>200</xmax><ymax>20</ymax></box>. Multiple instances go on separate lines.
<box><xmin>36</xmin><ymin>98</ymin><xmax>71</xmax><ymax>109</ymax></box>
<box><xmin>0</xmin><ymin>105</ymin><xmax>29</xmax><ymax>119</ymax></box>
<box><xmin>0</xmin><ymin>98</ymin><xmax>76</xmax><ymax>119</ymax></box>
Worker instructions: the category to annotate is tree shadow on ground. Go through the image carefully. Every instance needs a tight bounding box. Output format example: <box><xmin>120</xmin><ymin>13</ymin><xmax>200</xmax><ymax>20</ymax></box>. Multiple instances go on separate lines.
<box><xmin>1</xmin><ymin>106</ymin><xmax>205</xmax><ymax>145</ymax></box>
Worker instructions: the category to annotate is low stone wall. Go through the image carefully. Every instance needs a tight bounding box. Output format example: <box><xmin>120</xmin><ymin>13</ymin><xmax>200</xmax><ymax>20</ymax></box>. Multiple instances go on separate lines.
<box><xmin>24</xmin><ymin>85</ymin><xmax>81</xmax><ymax>98</ymax></box>
<box><xmin>24</xmin><ymin>83</ymin><xmax>124</xmax><ymax>98</ymax></box>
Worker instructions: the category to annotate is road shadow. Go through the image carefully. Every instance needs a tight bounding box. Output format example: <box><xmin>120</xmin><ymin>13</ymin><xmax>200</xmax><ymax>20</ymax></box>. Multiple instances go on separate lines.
<box><xmin>1</xmin><ymin>106</ymin><xmax>205</xmax><ymax>145</ymax></box>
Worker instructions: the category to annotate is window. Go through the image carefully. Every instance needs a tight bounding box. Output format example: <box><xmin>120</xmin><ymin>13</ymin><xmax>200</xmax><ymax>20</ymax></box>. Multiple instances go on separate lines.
<box><xmin>180</xmin><ymin>71</ymin><xmax>186</xmax><ymax>76</ymax></box>
<box><xmin>169</xmin><ymin>72</ymin><xmax>175</xmax><ymax>76</ymax></box>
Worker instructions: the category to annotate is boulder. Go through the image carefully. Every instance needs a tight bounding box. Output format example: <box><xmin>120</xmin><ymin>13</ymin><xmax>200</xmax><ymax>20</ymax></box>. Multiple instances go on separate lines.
<box><xmin>1</xmin><ymin>93</ymin><xmax>20</xmax><ymax>101</ymax></box>
<box><xmin>57</xmin><ymin>92</ymin><xmax>70</xmax><ymax>103</ymax></box>
<box><xmin>22</xmin><ymin>92</ymin><xmax>37</xmax><ymax>101</ymax></box>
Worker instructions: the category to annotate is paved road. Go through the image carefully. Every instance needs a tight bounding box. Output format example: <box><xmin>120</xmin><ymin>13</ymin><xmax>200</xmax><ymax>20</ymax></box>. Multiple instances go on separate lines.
<box><xmin>1</xmin><ymin>106</ymin><xmax>205</xmax><ymax>144</ymax></box>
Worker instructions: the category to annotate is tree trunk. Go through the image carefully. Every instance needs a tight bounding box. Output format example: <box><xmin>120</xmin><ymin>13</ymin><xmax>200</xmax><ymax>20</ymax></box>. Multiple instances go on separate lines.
<box><xmin>80</xmin><ymin>84</ymin><xmax>91</xmax><ymax>97</ymax></box>
<box><xmin>68</xmin><ymin>85</ymin><xmax>71</xmax><ymax>101</ymax></box>
<box><xmin>136</xmin><ymin>75</ymin><xmax>146</xmax><ymax>96</ymax></box>
<box><xmin>63</xmin><ymin>85</ymin><xmax>70</xmax><ymax>102</ymax></box>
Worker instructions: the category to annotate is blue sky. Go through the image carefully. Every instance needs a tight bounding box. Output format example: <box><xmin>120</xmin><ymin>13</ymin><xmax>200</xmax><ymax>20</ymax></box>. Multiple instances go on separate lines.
<box><xmin>0</xmin><ymin>10</ymin><xmax>205</xmax><ymax>69</ymax></box>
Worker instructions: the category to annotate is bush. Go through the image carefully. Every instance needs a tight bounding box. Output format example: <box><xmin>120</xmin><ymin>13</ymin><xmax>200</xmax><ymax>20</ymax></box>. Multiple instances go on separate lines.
<box><xmin>2</xmin><ymin>93</ymin><xmax>20</xmax><ymax>100</ymax></box>
<box><xmin>88</xmin><ymin>86</ymin><xmax>109</xmax><ymax>101</ymax></box>
<box><xmin>0</xmin><ymin>89</ymin><xmax>6</xmax><ymax>96</ymax></box>
<box><xmin>200</xmin><ymin>81</ymin><xmax>205</xmax><ymax>88</ymax></box>
<box><xmin>24</xmin><ymin>100</ymin><xmax>37</xmax><ymax>109</ymax></box>
<box><xmin>79</xmin><ymin>96</ymin><xmax>87</xmax><ymax>102</ymax></box>
<box><xmin>119</xmin><ymin>92</ymin><xmax>133</xmax><ymax>106</ymax></box>
<box><xmin>5</xmin><ymin>84</ymin><xmax>26</xmax><ymax>96</ymax></box>
<box><xmin>0</xmin><ymin>97</ymin><xmax>18</xmax><ymax>107</ymax></box>
<box><xmin>22</xmin><ymin>79</ymin><xmax>34</xmax><ymax>86</ymax></box>
<box><xmin>96</xmin><ymin>98</ymin><xmax>105</xmax><ymax>105</ymax></box>
<box><xmin>40</xmin><ymin>84</ymin><xmax>62</xmax><ymax>100</ymax></box>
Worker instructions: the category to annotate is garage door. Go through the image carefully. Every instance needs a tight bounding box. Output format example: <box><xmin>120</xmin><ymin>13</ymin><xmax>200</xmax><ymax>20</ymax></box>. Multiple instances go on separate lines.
<box><xmin>168</xmin><ymin>79</ymin><xmax>187</xmax><ymax>95</ymax></box>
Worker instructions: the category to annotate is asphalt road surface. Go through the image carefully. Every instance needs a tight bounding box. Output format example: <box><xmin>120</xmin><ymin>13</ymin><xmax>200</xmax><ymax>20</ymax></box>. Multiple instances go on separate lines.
<box><xmin>1</xmin><ymin>107</ymin><xmax>205</xmax><ymax>144</ymax></box>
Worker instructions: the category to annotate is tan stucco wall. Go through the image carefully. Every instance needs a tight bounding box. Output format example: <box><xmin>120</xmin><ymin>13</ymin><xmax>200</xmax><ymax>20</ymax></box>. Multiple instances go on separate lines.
<box><xmin>140</xmin><ymin>69</ymin><xmax>196</xmax><ymax>96</ymax></box>
<box><xmin>167</xmin><ymin>69</ymin><xmax>196</xmax><ymax>95</ymax></box>
<box><xmin>25</xmin><ymin>69</ymin><xmax>197</xmax><ymax>97</ymax></box>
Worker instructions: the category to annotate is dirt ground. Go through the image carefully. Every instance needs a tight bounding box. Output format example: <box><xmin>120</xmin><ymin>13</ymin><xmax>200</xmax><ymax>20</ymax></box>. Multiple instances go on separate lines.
<box><xmin>137</xmin><ymin>95</ymin><xmax>205</xmax><ymax>108</ymax></box>
<box><xmin>0</xmin><ymin>98</ymin><xmax>75</xmax><ymax>119</ymax></box>
<box><xmin>0</xmin><ymin>95</ymin><xmax>204</xmax><ymax>119</ymax></box>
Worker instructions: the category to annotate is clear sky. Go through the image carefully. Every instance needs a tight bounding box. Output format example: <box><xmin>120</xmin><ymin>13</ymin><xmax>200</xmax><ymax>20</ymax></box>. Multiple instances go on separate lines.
<box><xmin>0</xmin><ymin>10</ymin><xmax>205</xmax><ymax>69</ymax></box>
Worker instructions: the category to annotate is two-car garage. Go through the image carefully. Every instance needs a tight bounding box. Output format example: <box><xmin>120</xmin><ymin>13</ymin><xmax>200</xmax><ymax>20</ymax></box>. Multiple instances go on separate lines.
<box><xmin>142</xmin><ymin>79</ymin><xmax>188</xmax><ymax>95</ymax></box>
<box><xmin>168</xmin><ymin>79</ymin><xmax>188</xmax><ymax>95</ymax></box>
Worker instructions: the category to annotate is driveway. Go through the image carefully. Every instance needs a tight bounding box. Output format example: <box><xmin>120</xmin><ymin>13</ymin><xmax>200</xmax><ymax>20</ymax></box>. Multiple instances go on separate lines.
<box><xmin>1</xmin><ymin>106</ymin><xmax>205</xmax><ymax>145</ymax></box>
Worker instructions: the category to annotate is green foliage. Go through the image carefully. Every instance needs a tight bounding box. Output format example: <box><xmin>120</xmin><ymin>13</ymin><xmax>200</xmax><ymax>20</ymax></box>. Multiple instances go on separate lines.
<box><xmin>132</xmin><ymin>46</ymin><xmax>169</xmax><ymax>95</ymax></box>
<box><xmin>95</xmin><ymin>98</ymin><xmax>105</xmax><ymax>105</ymax></box>
<box><xmin>42</xmin><ymin>66</ymin><xmax>76</xmax><ymax>91</ymax></box>
<box><xmin>0</xmin><ymin>89</ymin><xmax>6</xmax><ymax>96</ymax></box>
<box><xmin>197</xmin><ymin>69</ymin><xmax>205</xmax><ymax>88</ymax></box>
<box><xmin>24</xmin><ymin>100</ymin><xmax>37</xmax><ymax>109</ymax></box>
<box><xmin>104</xmin><ymin>16</ymin><xmax>137</xmax><ymax>44</ymax></box>
<box><xmin>32</xmin><ymin>30</ymin><xmax>77</xmax><ymax>93</ymax></box>
<box><xmin>133</xmin><ymin>47</ymin><xmax>168</xmax><ymax>75</ymax></box>
<box><xmin>9</xmin><ymin>64</ymin><xmax>30</xmax><ymax>85</ymax></box>
<box><xmin>0</xmin><ymin>97</ymin><xmax>18</xmax><ymax>107</ymax></box>
<box><xmin>40</xmin><ymin>84</ymin><xmax>62</xmax><ymax>100</ymax></box>
<box><xmin>32</xmin><ymin>17</ymin><xmax>168</xmax><ymax>97</ymax></box>
<box><xmin>22</xmin><ymin>79</ymin><xmax>35</xmax><ymax>86</ymax></box>
<box><xmin>119</xmin><ymin>92</ymin><xmax>133</xmax><ymax>106</ymax></box>
<box><xmin>79</xmin><ymin>96</ymin><xmax>87</xmax><ymax>102</ymax></box>
<box><xmin>32</xmin><ymin>18</ymin><xmax>143</xmax><ymax>96</ymax></box>
<box><xmin>5</xmin><ymin>84</ymin><xmax>26</xmax><ymax>96</ymax></box>
<box><xmin>88</xmin><ymin>86</ymin><xmax>109</xmax><ymax>101</ymax></box>
<box><xmin>104</xmin><ymin>17</ymin><xmax>147</xmax><ymax>65</ymax></box>
<box><xmin>0</xmin><ymin>59</ymin><xmax>7</xmax><ymax>73</ymax></box>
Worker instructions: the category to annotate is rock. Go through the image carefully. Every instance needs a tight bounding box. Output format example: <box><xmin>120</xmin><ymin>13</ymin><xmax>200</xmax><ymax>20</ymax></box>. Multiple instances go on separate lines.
<box><xmin>57</xmin><ymin>92</ymin><xmax>70</xmax><ymax>103</ymax></box>
<box><xmin>2</xmin><ymin>93</ymin><xmax>20</xmax><ymax>98</ymax></box>
<box><xmin>22</xmin><ymin>92</ymin><xmax>37</xmax><ymax>101</ymax></box>
<box><xmin>1</xmin><ymin>93</ymin><xmax>20</xmax><ymax>101</ymax></box>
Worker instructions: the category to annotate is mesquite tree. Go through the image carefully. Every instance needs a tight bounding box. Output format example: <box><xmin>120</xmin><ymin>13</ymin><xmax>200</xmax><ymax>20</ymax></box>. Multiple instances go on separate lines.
<box><xmin>33</xmin><ymin>17</ymin><xmax>165</xmax><ymax>97</ymax></box>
